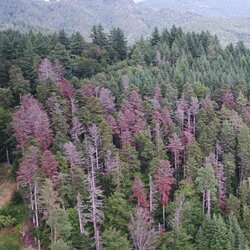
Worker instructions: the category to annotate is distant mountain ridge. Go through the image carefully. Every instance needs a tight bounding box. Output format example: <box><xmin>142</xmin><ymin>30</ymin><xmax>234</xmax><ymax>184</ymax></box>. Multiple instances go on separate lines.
<box><xmin>141</xmin><ymin>0</ymin><xmax>250</xmax><ymax>18</ymax></box>
<box><xmin>1</xmin><ymin>0</ymin><xmax>250</xmax><ymax>46</ymax></box>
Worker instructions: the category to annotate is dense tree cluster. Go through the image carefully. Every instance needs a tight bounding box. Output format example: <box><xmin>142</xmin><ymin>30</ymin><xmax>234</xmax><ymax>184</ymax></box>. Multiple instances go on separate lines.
<box><xmin>1</xmin><ymin>26</ymin><xmax>250</xmax><ymax>249</ymax></box>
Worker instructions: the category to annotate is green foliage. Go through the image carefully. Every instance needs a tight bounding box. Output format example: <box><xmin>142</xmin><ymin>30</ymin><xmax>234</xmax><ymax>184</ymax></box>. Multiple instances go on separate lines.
<box><xmin>0</xmin><ymin>107</ymin><xmax>12</xmax><ymax>162</ymax></box>
<box><xmin>0</xmin><ymin>203</ymin><xmax>26</xmax><ymax>228</ymax></box>
<box><xmin>67</xmin><ymin>208</ymin><xmax>92</xmax><ymax>250</ymax></box>
<box><xmin>0</xmin><ymin>231</ymin><xmax>21</xmax><ymax>250</ymax></box>
<box><xmin>135</xmin><ymin>131</ymin><xmax>157</xmax><ymax>174</ymax></box>
<box><xmin>185</xmin><ymin>143</ymin><xmax>203</xmax><ymax>180</ymax></box>
<box><xmin>150</xmin><ymin>27</ymin><xmax>161</xmax><ymax>46</ymax></box>
<box><xmin>195</xmin><ymin>164</ymin><xmax>217</xmax><ymax>200</ymax></box>
<box><xmin>242</xmin><ymin>207</ymin><xmax>250</xmax><ymax>243</ymax></box>
<box><xmin>108</xmin><ymin>27</ymin><xmax>127</xmax><ymax>62</ymax></box>
<box><xmin>0</xmin><ymin>215</ymin><xmax>17</xmax><ymax>229</ymax></box>
<box><xmin>164</xmin><ymin>228</ymin><xmax>196</xmax><ymax>250</ymax></box>
<box><xmin>9</xmin><ymin>65</ymin><xmax>30</xmax><ymax>100</ymax></box>
<box><xmin>228</xmin><ymin>214</ymin><xmax>249</xmax><ymax>250</ymax></box>
<box><xmin>36</xmin><ymin>81</ymin><xmax>59</xmax><ymax>103</ymax></box>
<box><xmin>197</xmin><ymin>110</ymin><xmax>220</xmax><ymax>156</ymax></box>
<box><xmin>238</xmin><ymin>125</ymin><xmax>250</xmax><ymax>180</ymax></box>
<box><xmin>104</xmin><ymin>192</ymin><xmax>132</xmax><ymax>233</ymax></box>
<box><xmin>47</xmin><ymin>208</ymin><xmax>72</xmax><ymax>242</ymax></box>
<box><xmin>51</xmin><ymin>240</ymin><xmax>72</xmax><ymax>250</ymax></box>
<box><xmin>103</xmin><ymin>228</ymin><xmax>131</xmax><ymax>250</ymax></box>
<box><xmin>71</xmin><ymin>57</ymin><xmax>104</xmax><ymax>79</ymax></box>
<box><xmin>196</xmin><ymin>215</ymin><xmax>232</xmax><ymax>250</ymax></box>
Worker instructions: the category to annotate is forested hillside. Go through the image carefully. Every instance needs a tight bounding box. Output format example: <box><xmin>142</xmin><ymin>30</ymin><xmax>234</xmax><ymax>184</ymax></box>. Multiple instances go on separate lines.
<box><xmin>1</xmin><ymin>26</ymin><xmax>250</xmax><ymax>249</ymax></box>
<box><xmin>1</xmin><ymin>0</ymin><xmax>250</xmax><ymax>46</ymax></box>
<box><xmin>142</xmin><ymin>0</ymin><xmax>250</xmax><ymax>17</ymax></box>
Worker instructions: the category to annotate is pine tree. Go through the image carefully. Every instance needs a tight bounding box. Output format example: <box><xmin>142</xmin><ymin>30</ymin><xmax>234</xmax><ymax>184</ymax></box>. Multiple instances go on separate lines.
<box><xmin>185</xmin><ymin>142</ymin><xmax>203</xmax><ymax>180</ymax></box>
<box><xmin>238</xmin><ymin>124</ymin><xmax>250</xmax><ymax>182</ymax></box>
<box><xmin>12</xmin><ymin>94</ymin><xmax>53</xmax><ymax>151</ymax></box>
<box><xmin>168</xmin><ymin>133</ymin><xmax>184</xmax><ymax>182</ymax></box>
<box><xmin>128</xmin><ymin>208</ymin><xmax>156</xmax><ymax>250</ymax></box>
<box><xmin>9</xmin><ymin>65</ymin><xmax>30</xmax><ymax>100</ymax></box>
<box><xmin>37</xmin><ymin>58</ymin><xmax>55</xmax><ymax>82</ymax></box>
<box><xmin>103</xmin><ymin>228</ymin><xmax>131</xmax><ymax>250</ymax></box>
<box><xmin>228</xmin><ymin>214</ymin><xmax>249</xmax><ymax>250</ymax></box>
<box><xmin>70</xmin><ymin>32</ymin><xmax>86</xmax><ymax>56</ymax></box>
<box><xmin>86</xmin><ymin>139</ymin><xmax>104</xmax><ymax>250</ymax></box>
<box><xmin>196</xmin><ymin>215</ymin><xmax>232</xmax><ymax>250</ymax></box>
<box><xmin>47</xmin><ymin>208</ymin><xmax>72</xmax><ymax>243</ymax></box>
<box><xmin>108</xmin><ymin>27</ymin><xmax>127</xmax><ymax>61</ymax></box>
<box><xmin>0</xmin><ymin>107</ymin><xmax>12</xmax><ymax>163</ymax></box>
<box><xmin>196</xmin><ymin>163</ymin><xmax>217</xmax><ymax>216</ymax></box>
<box><xmin>17</xmin><ymin>146</ymin><xmax>40</xmax><ymax>228</ymax></box>
<box><xmin>41</xmin><ymin>150</ymin><xmax>58</xmax><ymax>179</ymax></box>
<box><xmin>154</xmin><ymin>160</ymin><xmax>176</xmax><ymax>228</ymax></box>
<box><xmin>150</xmin><ymin>27</ymin><xmax>160</xmax><ymax>46</ymax></box>
<box><xmin>90</xmin><ymin>24</ymin><xmax>108</xmax><ymax>49</ymax></box>
<box><xmin>104</xmin><ymin>191</ymin><xmax>131</xmax><ymax>233</ymax></box>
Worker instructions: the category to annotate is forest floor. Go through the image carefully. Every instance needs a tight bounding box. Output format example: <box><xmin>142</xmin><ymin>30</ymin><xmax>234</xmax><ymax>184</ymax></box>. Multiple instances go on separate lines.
<box><xmin>0</xmin><ymin>164</ymin><xmax>16</xmax><ymax>208</ymax></box>
<box><xmin>0</xmin><ymin>164</ymin><xmax>23</xmax><ymax>249</ymax></box>
<box><xmin>0</xmin><ymin>182</ymin><xmax>16</xmax><ymax>208</ymax></box>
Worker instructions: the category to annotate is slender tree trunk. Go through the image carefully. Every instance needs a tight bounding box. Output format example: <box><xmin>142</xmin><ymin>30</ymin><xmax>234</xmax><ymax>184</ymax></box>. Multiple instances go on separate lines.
<box><xmin>149</xmin><ymin>175</ymin><xmax>153</xmax><ymax>213</ymax></box>
<box><xmin>38</xmin><ymin>239</ymin><xmax>41</xmax><ymax>250</ymax></box>
<box><xmin>187</xmin><ymin>109</ymin><xmax>191</xmax><ymax>130</ymax></box>
<box><xmin>51</xmin><ymin>223</ymin><xmax>54</xmax><ymax>244</ymax></box>
<box><xmin>34</xmin><ymin>182</ymin><xmax>39</xmax><ymax>228</ymax></box>
<box><xmin>162</xmin><ymin>205</ymin><xmax>165</xmax><ymax>230</ymax></box>
<box><xmin>29</xmin><ymin>183</ymin><xmax>35</xmax><ymax>226</ymax></box>
<box><xmin>174</xmin><ymin>152</ymin><xmax>179</xmax><ymax>186</ymax></box>
<box><xmin>193</xmin><ymin>115</ymin><xmax>196</xmax><ymax>135</ymax></box>
<box><xmin>240</xmin><ymin>166</ymin><xmax>244</xmax><ymax>183</ymax></box>
<box><xmin>90</xmin><ymin>154</ymin><xmax>102</xmax><ymax>250</ymax></box>
<box><xmin>182</xmin><ymin>117</ymin><xmax>184</xmax><ymax>131</ymax></box>
<box><xmin>54</xmin><ymin>227</ymin><xmax>57</xmax><ymax>243</ymax></box>
<box><xmin>202</xmin><ymin>190</ymin><xmax>205</xmax><ymax>215</ymax></box>
<box><xmin>95</xmin><ymin>146</ymin><xmax>99</xmax><ymax>170</ymax></box>
<box><xmin>183</xmin><ymin>164</ymin><xmax>186</xmax><ymax>179</ymax></box>
<box><xmin>207</xmin><ymin>189</ymin><xmax>211</xmax><ymax>217</ymax></box>
<box><xmin>78</xmin><ymin>208</ymin><xmax>84</xmax><ymax>235</ymax></box>
<box><xmin>6</xmin><ymin>148</ymin><xmax>10</xmax><ymax>165</ymax></box>
<box><xmin>77</xmin><ymin>194</ymin><xmax>84</xmax><ymax>235</ymax></box>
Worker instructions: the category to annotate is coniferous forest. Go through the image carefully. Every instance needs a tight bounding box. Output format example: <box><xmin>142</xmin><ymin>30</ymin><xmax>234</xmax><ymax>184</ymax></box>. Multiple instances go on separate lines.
<box><xmin>0</xmin><ymin>26</ymin><xmax>250</xmax><ymax>249</ymax></box>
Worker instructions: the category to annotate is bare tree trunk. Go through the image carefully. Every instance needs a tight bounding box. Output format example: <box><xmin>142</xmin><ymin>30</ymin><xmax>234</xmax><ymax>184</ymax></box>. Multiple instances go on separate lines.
<box><xmin>207</xmin><ymin>189</ymin><xmax>211</xmax><ymax>217</ymax></box>
<box><xmin>187</xmin><ymin>109</ymin><xmax>191</xmax><ymax>129</ymax></box>
<box><xmin>90</xmin><ymin>153</ymin><xmax>102</xmax><ymax>250</ymax></box>
<box><xmin>6</xmin><ymin>148</ymin><xmax>10</xmax><ymax>165</ymax></box>
<box><xmin>54</xmin><ymin>227</ymin><xmax>57</xmax><ymax>243</ymax></box>
<box><xmin>38</xmin><ymin>239</ymin><xmax>41</xmax><ymax>250</ymax></box>
<box><xmin>95</xmin><ymin>146</ymin><xmax>99</xmax><ymax>170</ymax></box>
<box><xmin>34</xmin><ymin>182</ymin><xmax>39</xmax><ymax>228</ymax></box>
<box><xmin>162</xmin><ymin>205</ymin><xmax>165</xmax><ymax>230</ymax></box>
<box><xmin>174</xmin><ymin>152</ymin><xmax>179</xmax><ymax>186</ymax></box>
<box><xmin>183</xmin><ymin>164</ymin><xmax>186</xmax><ymax>179</ymax></box>
<box><xmin>193</xmin><ymin>115</ymin><xmax>196</xmax><ymax>135</ymax></box>
<box><xmin>149</xmin><ymin>175</ymin><xmax>153</xmax><ymax>213</ymax></box>
<box><xmin>29</xmin><ymin>183</ymin><xmax>35</xmax><ymax>226</ymax></box>
<box><xmin>77</xmin><ymin>194</ymin><xmax>84</xmax><ymax>235</ymax></box>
